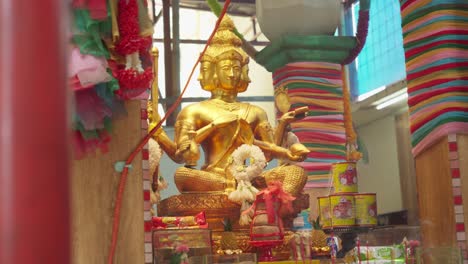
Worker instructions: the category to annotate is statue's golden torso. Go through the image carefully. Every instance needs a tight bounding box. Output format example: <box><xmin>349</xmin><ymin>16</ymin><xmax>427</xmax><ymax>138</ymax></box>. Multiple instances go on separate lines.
<box><xmin>180</xmin><ymin>100</ymin><xmax>268</xmax><ymax>172</ymax></box>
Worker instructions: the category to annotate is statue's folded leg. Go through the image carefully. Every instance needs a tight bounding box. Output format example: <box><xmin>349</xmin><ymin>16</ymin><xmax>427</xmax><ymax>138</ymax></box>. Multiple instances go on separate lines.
<box><xmin>175</xmin><ymin>167</ymin><xmax>227</xmax><ymax>193</ymax></box>
<box><xmin>262</xmin><ymin>164</ymin><xmax>307</xmax><ymax>196</ymax></box>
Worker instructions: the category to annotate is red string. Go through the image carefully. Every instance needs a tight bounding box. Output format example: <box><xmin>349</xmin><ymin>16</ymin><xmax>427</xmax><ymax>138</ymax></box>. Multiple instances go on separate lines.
<box><xmin>106</xmin><ymin>1</ymin><xmax>232</xmax><ymax>263</ymax></box>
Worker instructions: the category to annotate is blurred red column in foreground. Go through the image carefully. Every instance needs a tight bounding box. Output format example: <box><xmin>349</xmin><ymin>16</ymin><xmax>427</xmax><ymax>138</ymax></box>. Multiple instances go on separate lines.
<box><xmin>0</xmin><ymin>1</ymin><xmax>70</xmax><ymax>263</ymax></box>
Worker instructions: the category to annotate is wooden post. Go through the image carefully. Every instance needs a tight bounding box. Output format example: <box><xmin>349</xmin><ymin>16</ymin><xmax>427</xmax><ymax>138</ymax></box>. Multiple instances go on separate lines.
<box><xmin>71</xmin><ymin>101</ymin><xmax>143</xmax><ymax>264</ymax></box>
<box><xmin>414</xmin><ymin>137</ymin><xmax>457</xmax><ymax>247</ymax></box>
<box><xmin>395</xmin><ymin>112</ymin><xmax>419</xmax><ymax>225</ymax></box>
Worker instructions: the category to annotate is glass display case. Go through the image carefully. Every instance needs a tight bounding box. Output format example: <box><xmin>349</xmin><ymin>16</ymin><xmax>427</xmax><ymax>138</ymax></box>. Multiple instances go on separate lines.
<box><xmin>338</xmin><ymin>225</ymin><xmax>421</xmax><ymax>263</ymax></box>
<box><xmin>153</xmin><ymin>228</ymin><xmax>212</xmax><ymax>264</ymax></box>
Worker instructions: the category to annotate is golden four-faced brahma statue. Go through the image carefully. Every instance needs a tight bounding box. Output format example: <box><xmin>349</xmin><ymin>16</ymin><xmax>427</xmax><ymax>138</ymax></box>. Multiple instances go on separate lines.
<box><xmin>151</xmin><ymin>16</ymin><xmax>310</xmax><ymax>230</ymax></box>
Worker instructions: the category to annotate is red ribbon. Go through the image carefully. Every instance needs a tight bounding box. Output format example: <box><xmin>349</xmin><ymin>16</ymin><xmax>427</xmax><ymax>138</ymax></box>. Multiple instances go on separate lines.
<box><xmin>244</xmin><ymin>181</ymin><xmax>295</xmax><ymax>223</ymax></box>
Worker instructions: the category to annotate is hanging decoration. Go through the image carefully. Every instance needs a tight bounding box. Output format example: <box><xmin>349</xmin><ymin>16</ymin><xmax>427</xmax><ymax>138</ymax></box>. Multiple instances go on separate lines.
<box><xmin>342</xmin><ymin>67</ymin><xmax>362</xmax><ymax>162</ymax></box>
<box><xmin>70</xmin><ymin>5</ymin><xmax>119</xmax><ymax>158</ymax></box>
<box><xmin>342</xmin><ymin>0</ymin><xmax>370</xmax><ymax>65</ymax></box>
<box><xmin>70</xmin><ymin>0</ymin><xmax>154</xmax><ymax>158</ymax></box>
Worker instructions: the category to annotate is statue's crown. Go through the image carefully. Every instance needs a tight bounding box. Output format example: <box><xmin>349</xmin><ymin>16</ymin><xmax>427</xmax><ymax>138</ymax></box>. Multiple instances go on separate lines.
<box><xmin>202</xmin><ymin>16</ymin><xmax>249</xmax><ymax>65</ymax></box>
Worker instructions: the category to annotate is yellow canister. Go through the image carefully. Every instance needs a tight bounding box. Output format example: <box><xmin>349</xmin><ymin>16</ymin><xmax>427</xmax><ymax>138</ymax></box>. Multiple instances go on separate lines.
<box><xmin>317</xmin><ymin>196</ymin><xmax>331</xmax><ymax>229</ymax></box>
<box><xmin>331</xmin><ymin>162</ymin><xmax>358</xmax><ymax>193</ymax></box>
<box><xmin>329</xmin><ymin>194</ymin><xmax>355</xmax><ymax>228</ymax></box>
<box><xmin>354</xmin><ymin>193</ymin><xmax>377</xmax><ymax>227</ymax></box>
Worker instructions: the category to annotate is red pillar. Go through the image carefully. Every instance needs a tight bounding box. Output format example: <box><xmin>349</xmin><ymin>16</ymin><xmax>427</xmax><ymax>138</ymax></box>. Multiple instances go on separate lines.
<box><xmin>0</xmin><ymin>1</ymin><xmax>70</xmax><ymax>263</ymax></box>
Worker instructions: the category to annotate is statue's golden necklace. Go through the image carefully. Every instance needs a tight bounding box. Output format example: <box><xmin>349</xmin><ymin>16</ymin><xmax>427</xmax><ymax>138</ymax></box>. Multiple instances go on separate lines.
<box><xmin>206</xmin><ymin>99</ymin><xmax>240</xmax><ymax>112</ymax></box>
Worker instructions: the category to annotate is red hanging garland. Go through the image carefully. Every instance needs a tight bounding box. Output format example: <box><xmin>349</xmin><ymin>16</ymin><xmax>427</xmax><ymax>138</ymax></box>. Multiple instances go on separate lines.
<box><xmin>115</xmin><ymin>0</ymin><xmax>151</xmax><ymax>55</ymax></box>
<box><xmin>114</xmin><ymin>0</ymin><xmax>153</xmax><ymax>99</ymax></box>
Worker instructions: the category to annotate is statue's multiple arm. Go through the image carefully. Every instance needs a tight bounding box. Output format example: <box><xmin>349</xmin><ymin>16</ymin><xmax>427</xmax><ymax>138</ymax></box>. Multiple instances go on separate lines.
<box><xmin>251</xmin><ymin>109</ymin><xmax>308</xmax><ymax>162</ymax></box>
<box><xmin>191</xmin><ymin>114</ymin><xmax>239</xmax><ymax>144</ymax></box>
<box><xmin>275</xmin><ymin>106</ymin><xmax>309</xmax><ymax>146</ymax></box>
<box><xmin>173</xmin><ymin>110</ymin><xmax>200</xmax><ymax>167</ymax></box>
<box><xmin>149</xmin><ymin>111</ymin><xmax>183</xmax><ymax>163</ymax></box>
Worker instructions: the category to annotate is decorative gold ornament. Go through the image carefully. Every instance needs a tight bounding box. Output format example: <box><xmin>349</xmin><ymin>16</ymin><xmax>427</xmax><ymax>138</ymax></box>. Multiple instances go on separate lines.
<box><xmin>204</xmin><ymin>98</ymin><xmax>241</xmax><ymax>112</ymax></box>
<box><xmin>275</xmin><ymin>85</ymin><xmax>291</xmax><ymax>114</ymax></box>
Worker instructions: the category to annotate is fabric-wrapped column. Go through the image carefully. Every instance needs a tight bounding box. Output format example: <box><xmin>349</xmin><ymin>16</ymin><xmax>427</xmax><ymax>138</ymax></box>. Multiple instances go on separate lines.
<box><xmin>401</xmin><ymin>0</ymin><xmax>468</xmax><ymax>156</ymax></box>
<box><xmin>400</xmin><ymin>0</ymin><xmax>468</xmax><ymax>258</ymax></box>
<box><xmin>273</xmin><ymin>62</ymin><xmax>346</xmax><ymax>189</ymax></box>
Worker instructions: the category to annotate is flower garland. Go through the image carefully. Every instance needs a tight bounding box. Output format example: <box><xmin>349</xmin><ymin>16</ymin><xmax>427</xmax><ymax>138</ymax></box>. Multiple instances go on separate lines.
<box><xmin>284</xmin><ymin>132</ymin><xmax>299</xmax><ymax>149</ymax></box>
<box><xmin>149</xmin><ymin>138</ymin><xmax>168</xmax><ymax>211</ymax></box>
<box><xmin>342</xmin><ymin>67</ymin><xmax>362</xmax><ymax>162</ymax></box>
<box><xmin>227</xmin><ymin>144</ymin><xmax>267</xmax><ymax>225</ymax></box>
<box><xmin>149</xmin><ymin>138</ymin><xmax>162</xmax><ymax>175</ymax></box>
<box><xmin>228</xmin><ymin>144</ymin><xmax>266</xmax><ymax>181</ymax></box>
<box><xmin>115</xmin><ymin>0</ymin><xmax>152</xmax><ymax>55</ymax></box>
<box><xmin>280</xmin><ymin>132</ymin><xmax>300</xmax><ymax>165</ymax></box>
<box><xmin>342</xmin><ymin>1</ymin><xmax>370</xmax><ymax>65</ymax></box>
<box><xmin>114</xmin><ymin>0</ymin><xmax>153</xmax><ymax>99</ymax></box>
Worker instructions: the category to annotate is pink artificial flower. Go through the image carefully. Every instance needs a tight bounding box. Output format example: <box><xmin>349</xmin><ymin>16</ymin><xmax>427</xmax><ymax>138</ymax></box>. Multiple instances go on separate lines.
<box><xmin>409</xmin><ymin>240</ymin><xmax>420</xmax><ymax>247</ymax></box>
<box><xmin>175</xmin><ymin>244</ymin><xmax>190</xmax><ymax>253</ymax></box>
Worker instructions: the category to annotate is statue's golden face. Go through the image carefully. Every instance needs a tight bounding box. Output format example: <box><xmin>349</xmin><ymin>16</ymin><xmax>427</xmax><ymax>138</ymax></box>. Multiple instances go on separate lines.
<box><xmin>215</xmin><ymin>59</ymin><xmax>241</xmax><ymax>90</ymax></box>
<box><xmin>237</xmin><ymin>65</ymin><xmax>251</xmax><ymax>93</ymax></box>
<box><xmin>198</xmin><ymin>61</ymin><xmax>216</xmax><ymax>91</ymax></box>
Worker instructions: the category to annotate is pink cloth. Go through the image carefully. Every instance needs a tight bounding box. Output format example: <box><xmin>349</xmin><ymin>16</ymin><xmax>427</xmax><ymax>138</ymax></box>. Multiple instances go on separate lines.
<box><xmin>69</xmin><ymin>47</ymin><xmax>111</xmax><ymax>89</ymax></box>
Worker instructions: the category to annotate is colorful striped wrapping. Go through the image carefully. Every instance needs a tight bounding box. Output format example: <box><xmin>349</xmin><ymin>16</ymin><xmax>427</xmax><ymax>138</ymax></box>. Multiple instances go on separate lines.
<box><xmin>273</xmin><ymin>62</ymin><xmax>346</xmax><ymax>188</ymax></box>
<box><xmin>400</xmin><ymin>0</ymin><xmax>468</xmax><ymax>157</ymax></box>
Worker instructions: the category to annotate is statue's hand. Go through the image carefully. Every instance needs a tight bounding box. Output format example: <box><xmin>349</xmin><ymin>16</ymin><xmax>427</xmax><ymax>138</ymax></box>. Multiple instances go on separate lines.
<box><xmin>148</xmin><ymin>108</ymin><xmax>161</xmax><ymax>124</ymax></box>
<box><xmin>148</xmin><ymin>109</ymin><xmax>164</xmax><ymax>138</ymax></box>
<box><xmin>279</xmin><ymin>106</ymin><xmax>309</xmax><ymax>124</ymax></box>
<box><xmin>211</xmin><ymin>114</ymin><xmax>238</xmax><ymax>128</ymax></box>
<box><xmin>286</xmin><ymin>143</ymin><xmax>310</xmax><ymax>162</ymax></box>
<box><xmin>279</xmin><ymin>111</ymin><xmax>296</xmax><ymax>123</ymax></box>
<box><xmin>177</xmin><ymin>134</ymin><xmax>200</xmax><ymax>166</ymax></box>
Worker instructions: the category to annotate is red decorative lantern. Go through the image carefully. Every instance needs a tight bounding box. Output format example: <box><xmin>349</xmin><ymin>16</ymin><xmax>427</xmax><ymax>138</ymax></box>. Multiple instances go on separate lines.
<box><xmin>245</xmin><ymin>181</ymin><xmax>295</xmax><ymax>261</ymax></box>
